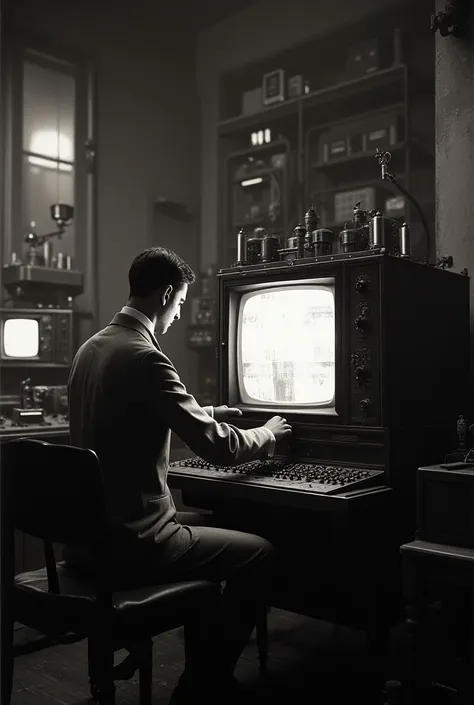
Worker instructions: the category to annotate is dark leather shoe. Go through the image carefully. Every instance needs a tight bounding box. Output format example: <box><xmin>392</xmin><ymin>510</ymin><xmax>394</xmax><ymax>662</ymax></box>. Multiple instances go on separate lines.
<box><xmin>113</xmin><ymin>653</ymin><xmax>139</xmax><ymax>681</ymax></box>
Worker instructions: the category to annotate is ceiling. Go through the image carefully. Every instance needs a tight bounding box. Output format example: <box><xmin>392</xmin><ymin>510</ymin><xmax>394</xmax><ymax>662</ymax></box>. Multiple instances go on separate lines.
<box><xmin>151</xmin><ymin>0</ymin><xmax>257</xmax><ymax>31</ymax></box>
<box><xmin>3</xmin><ymin>0</ymin><xmax>258</xmax><ymax>34</ymax></box>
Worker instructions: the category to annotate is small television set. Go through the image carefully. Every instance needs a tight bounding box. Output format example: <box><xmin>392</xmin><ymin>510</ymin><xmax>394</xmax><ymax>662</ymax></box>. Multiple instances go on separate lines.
<box><xmin>0</xmin><ymin>308</ymin><xmax>74</xmax><ymax>366</ymax></box>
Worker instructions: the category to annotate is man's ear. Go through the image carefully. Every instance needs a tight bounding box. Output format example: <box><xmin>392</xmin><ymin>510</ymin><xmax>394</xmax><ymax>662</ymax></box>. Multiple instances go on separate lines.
<box><xmin>162</xmin><ymin>285</ymin><xmax>173</xmax><ymax>306</ymax></box>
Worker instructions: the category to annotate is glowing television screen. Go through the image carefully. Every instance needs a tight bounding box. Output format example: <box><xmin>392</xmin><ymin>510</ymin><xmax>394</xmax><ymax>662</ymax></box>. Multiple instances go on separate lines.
<box><xmin>2</xmin><ymin>318</ymin><xmax>40</xmax><ymax>358</ymax></box>
<box><xmin>236</xmin><ymin>285</ymin><xmax>336</xmax><ymax>408</ymax></box>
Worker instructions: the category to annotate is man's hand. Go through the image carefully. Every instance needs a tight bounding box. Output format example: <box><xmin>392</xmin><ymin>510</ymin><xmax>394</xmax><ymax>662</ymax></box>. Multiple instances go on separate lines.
<box><xmin>213</xmin><ymin>405</ymin><xmax>243</xmax><ymax>422</ymax></box>
<box><xmin>263</xmin><ymin>416</ymin><xmax>292</xmax><ymax>442</ymax></box>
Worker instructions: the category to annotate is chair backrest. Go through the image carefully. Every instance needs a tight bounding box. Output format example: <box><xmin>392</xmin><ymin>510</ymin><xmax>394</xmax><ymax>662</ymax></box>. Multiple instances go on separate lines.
<box><xmin>1</xmin><ymin>438</ymin><xmax>108</xmax><ymax>545</ymax></box>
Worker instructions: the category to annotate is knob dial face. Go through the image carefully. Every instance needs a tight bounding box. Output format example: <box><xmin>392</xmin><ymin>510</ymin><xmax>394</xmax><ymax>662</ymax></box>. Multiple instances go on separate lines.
<box><xmin>355</xmin><ymin>275</ymin><xmax>370</xmax><ymax>292</ymax></box>
<box><xmin>358</xmin><ymin>398</ymin><xmax>371</xmax><ymax>413</ymax></box>
<box><xmin>355</xmin><ymin>318</ymin><xmax>367</xmax><ymax>331</ymax></box>
<box><xmin>355</xmin><ymin>304</ymin><xmax>370</xmax><ymax>331</ymax></box>
<box><xmin>351</xmin><ymin>348</ymin><xmax>371</xmax><ymax>384</ymax></box>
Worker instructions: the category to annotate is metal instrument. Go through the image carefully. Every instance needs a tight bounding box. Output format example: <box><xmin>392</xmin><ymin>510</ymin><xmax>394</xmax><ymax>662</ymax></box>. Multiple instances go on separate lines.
<box><xmin>236</xmin><ymin>228</ymin><xmax>248</xmax><ymax>265</ymax></box>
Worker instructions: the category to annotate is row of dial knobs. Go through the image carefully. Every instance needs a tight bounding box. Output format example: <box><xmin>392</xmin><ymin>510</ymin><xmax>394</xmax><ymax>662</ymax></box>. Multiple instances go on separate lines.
<box><xmin>355</xmin><ymin>277</ymin><xmax>371</xmax><ymax>415</ymax></box>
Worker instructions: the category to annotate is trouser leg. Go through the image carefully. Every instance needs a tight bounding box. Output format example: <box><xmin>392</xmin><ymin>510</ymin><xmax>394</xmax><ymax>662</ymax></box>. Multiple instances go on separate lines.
<box><xmin>164</xmin><ymin>518</ymin><xmax>275</xmax><ymax>681</ymax></box>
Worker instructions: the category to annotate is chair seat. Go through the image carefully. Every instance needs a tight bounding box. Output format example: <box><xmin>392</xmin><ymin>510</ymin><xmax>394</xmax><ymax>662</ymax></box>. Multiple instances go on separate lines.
<box><xmin>14</xmin><ymin>563</ymin><xmax>220</xmax><ymax>635</ymax></box>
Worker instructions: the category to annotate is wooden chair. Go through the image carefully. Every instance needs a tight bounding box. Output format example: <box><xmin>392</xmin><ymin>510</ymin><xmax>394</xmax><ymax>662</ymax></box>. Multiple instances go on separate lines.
<box><xmin>1</xmin><ymin>438</ymin><xmax>221</xmax><ymax>705</ymax></box>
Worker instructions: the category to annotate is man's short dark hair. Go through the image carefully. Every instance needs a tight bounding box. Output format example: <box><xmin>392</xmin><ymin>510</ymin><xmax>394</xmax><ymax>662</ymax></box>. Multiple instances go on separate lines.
<box><xmin>128</xmin><ymin>246</ymin><xmax>196</xmax><ymax>298</ymax></box>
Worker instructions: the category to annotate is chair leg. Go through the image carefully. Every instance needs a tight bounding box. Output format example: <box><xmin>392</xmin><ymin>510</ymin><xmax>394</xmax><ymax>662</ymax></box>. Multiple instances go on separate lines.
<box><xmin>88</xmin><ymin>636</ymin><xmax>115</xmax><ymax>705</ymax></box>
<box><xmin>1</xmin><ymin>613</ymin><xmax>14</xmax><ymax>705</ymax></box>
<box><xmin>138</xmin><ymin>638</ymin><xmax>154</xmax><ymax>705</ymax></box>
<box><xmin>256</xmin><ymin>604</ymin><xmax>269</xmax><ymax>674</ymax></box>
<box><xmin>366</xmin><ymin>620</ymin><xmax>391</xmax><ymax>686</ymax></box>
<box><xmin>88</xmin><ymin>637</ymin><xmax>99</xmax><ymax>700</ymax></box>
<box><xmin>382</xmin><ymin>680</ymin><xmax>405</xmax><ymax>705</ymax></box>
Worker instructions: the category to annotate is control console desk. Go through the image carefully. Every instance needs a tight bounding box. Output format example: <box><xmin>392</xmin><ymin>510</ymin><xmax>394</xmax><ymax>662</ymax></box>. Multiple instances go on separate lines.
<box><xmin>170</xmin><ymin>456</ymin><xmax>390</xmax><ymax>513</ymax></box>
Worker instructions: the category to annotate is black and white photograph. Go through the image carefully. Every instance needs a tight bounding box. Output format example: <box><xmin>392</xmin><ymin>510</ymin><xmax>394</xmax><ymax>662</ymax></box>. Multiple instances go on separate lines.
<box><xmin>0</xmin><ymin>1</ymin><xmax>473</xmax><ymax>703</ymax></box>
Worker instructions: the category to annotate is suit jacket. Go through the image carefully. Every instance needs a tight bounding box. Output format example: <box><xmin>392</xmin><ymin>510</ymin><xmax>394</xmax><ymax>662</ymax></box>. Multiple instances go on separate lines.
<box><xmin>67</xmin><ymin>312</ymin><xmax>273</xmax><ymax>561</ymax></box>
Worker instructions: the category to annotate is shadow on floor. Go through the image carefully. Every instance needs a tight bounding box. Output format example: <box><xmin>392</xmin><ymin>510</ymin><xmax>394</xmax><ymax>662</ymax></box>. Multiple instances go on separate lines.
<box><xmin>9</xmin><ymin>608</ymin><xmax>449</xmax><ymax>705</ymax></box>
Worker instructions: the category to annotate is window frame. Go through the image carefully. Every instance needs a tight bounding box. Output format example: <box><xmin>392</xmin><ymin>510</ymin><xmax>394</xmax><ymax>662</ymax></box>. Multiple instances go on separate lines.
<box><xmin>1</xmin><ymin>32</ymin><xmax>98</xmax><ymax>326</ymax></box>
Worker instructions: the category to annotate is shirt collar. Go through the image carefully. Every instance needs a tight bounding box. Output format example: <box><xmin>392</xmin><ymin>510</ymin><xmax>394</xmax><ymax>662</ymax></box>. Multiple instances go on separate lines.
<box><xmin>120</xmin><ymin>306</ymin><xmax>155</xmax><ymax>336</ymax></box>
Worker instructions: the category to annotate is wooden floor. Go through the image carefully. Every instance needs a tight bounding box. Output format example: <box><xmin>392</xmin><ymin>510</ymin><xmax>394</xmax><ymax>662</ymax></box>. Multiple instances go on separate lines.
<box><xmin>11</xmin><ymin>610</ymin><xmax>415</xmax><ymax>705</ymax></box>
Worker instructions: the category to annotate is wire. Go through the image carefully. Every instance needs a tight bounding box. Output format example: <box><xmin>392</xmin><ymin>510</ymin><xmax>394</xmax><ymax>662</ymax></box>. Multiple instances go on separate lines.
<box><xmin>384</xmin><ymin>172</ymin><xmax>432</xmax><ymax>263</ymax></box>
<box><xmin>463</xmin><ymin>448</ymin><xmax>474</xmax><ymax>463</ymax></box>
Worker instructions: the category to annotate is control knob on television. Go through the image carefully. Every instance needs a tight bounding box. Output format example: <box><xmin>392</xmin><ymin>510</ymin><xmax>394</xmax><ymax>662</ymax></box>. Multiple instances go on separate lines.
<box><xmin>355</xmin><ymin>305</ymin><xmax>369</xmax><ymax>331</ymax></box>
<box><xmin>355</xmin><ymin>275</ymin><xmax>370</xmax><ymax>293</ymax></box>
<box><xmin>354</xmin><ymin>365</ymin><xmax>369</xmax><ymax>383</ymax></box>
<box><xmin>351</xmin><ymin>349</ymin><xmax>370</xmax><ymax>382</ymax></box>
<box><xmin>358</xmin><ymin>398</ymin><xmax>372</xmax><ymax>413</ymax></box>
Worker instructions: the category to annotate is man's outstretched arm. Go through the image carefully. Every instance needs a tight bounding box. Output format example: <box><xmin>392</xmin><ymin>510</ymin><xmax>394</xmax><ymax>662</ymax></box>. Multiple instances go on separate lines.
<box><xmin>142</xmin><ymin>349</ymin><xmax>275</xmax><ymax>465</ymax></box>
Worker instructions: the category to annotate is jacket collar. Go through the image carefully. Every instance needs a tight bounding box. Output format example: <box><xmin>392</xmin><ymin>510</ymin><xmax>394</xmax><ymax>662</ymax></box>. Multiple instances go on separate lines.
<box><xmin>109</xmin><ymin>312</ymin><xmax>161</xmax><ymax>351</ymax></box>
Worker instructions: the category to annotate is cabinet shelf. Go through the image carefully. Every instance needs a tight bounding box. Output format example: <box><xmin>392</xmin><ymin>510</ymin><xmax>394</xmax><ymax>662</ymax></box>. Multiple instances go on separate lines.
<box><xmin>232</xmin><ymin>167</ymin><xmax>274</xmax><ymax>184</ymax></box>
<box><xmin>227</xmin><ymin>139</ymin><xmax>290</xmax><ymax>162</ymax></box>
<box><xmin>0</xmin><ymin>362</ymin><xmax>70</xmax><ymax>369</ymax></box>
<box><xmin>218</xmin><ymin>65</ymin><xmax>407</xmax><ymax>137</ymax></box>
<box><xmin>304</xmin><ymin>103</ymin><xmax>406</xmax><ymax>136</ymax></box>
<box><xmin>302</xmin><ymin>65</ymin><xmax>406</xmax><ymax>112</ymax></box>
<box><xmin>311</xmin><ymin>142</ymin><xmax>406</xmax><ymax>171</ymax></box>
<box><xmin>218</xmin><ymin>97</ymin><xmax>300</xmax><ymax>136</ymax></box>
<box><xmin>311</xmin><ymin>176</ymin><xmax>406</xmax><ymax>198</ymax></box>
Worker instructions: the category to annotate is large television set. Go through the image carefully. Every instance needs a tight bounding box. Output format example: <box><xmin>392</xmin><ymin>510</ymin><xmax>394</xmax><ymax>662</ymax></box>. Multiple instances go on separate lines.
<box><xmin>170</xmin><ymin>250</ymin><xmax>469</xmax><ymax>644</ymax></box>
<box><xmin>217</xmin><ymin>252</ymin><xmax>470</xmax><ymax>491</ymax></box>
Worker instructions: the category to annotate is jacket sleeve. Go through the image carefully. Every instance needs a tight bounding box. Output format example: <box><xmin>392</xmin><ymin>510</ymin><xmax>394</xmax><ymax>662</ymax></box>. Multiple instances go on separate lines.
<box><xmin>141</xmin><ymin>349</ymin><xmax>273</xmax><ymax>466</ymax></box>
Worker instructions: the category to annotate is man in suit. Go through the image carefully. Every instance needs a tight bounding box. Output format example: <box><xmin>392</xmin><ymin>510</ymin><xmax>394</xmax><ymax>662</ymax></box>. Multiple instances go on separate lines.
<box><xmin>67</xmin><ymin>246</ymin><xmax>292</xmax><ymax>704</ymax></box>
